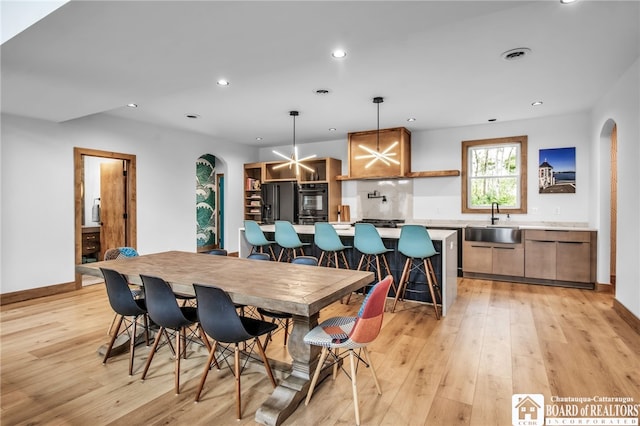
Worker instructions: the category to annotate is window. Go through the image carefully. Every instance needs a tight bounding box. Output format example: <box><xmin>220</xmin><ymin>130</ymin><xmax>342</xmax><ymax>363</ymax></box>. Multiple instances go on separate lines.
<box><xmin>461</xmin><ymin>135</ymin><xmax>527</xmax><ymax>214</ymax></box>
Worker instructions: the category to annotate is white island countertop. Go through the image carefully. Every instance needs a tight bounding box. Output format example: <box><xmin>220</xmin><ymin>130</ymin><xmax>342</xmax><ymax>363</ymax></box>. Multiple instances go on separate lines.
<box><xmin>257</xmin><ymin>224</ymin><xmax>457</xmax><ymax>240</ymax></box>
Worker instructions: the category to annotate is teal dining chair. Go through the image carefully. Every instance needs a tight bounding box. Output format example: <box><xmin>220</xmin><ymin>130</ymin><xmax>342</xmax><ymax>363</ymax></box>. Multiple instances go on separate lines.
<box><xmin>314</xmin><ymin>222</ymin><xmax>351</xmax><ymax>269</ymax></box>
<box><xmin>274</xmin><ymin>220</ymin><xmax>309</xmax><ymax>262</ymax></box>
<box><xmin>391</xmin><ymin>224</ymin><xmax>441</xmax><ymax>319</ymax></box>
<box><xmin>244</xmin><ymin>220</ymin><xmax>276</xmax><ymax>260</ymax></box>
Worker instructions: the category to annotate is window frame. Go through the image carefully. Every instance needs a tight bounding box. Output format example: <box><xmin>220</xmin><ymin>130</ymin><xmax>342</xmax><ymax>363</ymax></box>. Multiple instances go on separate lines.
<box><xmin>461</xmin><ymin>135</ymin><xmax>528</xmax><ymax>214</ymax></box>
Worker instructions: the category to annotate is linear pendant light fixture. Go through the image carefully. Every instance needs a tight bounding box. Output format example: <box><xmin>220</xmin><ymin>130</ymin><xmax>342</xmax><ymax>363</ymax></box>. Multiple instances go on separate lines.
<box><xmin>355</xmin><ymin>97</ymin><xmax>400</xmax><ymax>168</ymax></box>
<box><xmin>272</xmin><ymin>111</ymin><xmax>316</xmax><ymax>175</ymax></box>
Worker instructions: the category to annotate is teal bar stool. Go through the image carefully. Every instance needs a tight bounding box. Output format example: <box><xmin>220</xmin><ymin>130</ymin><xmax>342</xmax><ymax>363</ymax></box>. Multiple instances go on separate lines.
<box><xmin>346</xmin><ymin>223</ymin><xmax>395</xmax><ymax>305</ymax></box>
<box><xmin>274</xmin><ymin>220</ymin><xmax>310</xmax><ymax>262</ymax></box>
<box><xmin>244</xmin><ymin>220</ymin><xmax>276</xmax><ymax>260</ymax></box>
<box><xmin>314</xmin><ymin>222</ymin><xmax>351</xmax><ymax>269</ymax></box>
<box><xmin>392</xmin><ymin>225</ymin><xmax>441</xmax><ymax>319</ymax></box>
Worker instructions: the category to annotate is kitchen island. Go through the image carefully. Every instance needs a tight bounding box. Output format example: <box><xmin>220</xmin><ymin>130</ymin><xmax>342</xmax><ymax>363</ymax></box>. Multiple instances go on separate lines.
<box><xmin>239</xmin><ymin>224</ymin><xmax>458</xmax><ymax>316</ymax></box>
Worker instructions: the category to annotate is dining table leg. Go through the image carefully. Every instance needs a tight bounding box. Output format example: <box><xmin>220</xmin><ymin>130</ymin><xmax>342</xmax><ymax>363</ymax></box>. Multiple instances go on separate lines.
<box><xmin>255</xmin><ymin>312</ymin><xmax>333</xmax><ymax>426</ymax></box>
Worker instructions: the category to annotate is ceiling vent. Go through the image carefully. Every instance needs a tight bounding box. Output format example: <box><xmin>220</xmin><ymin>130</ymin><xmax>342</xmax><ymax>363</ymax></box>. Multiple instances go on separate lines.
<box><xmin>501</xmin><ymin>47</ymin><xmax>531</xmax><ymax>61</ymax></box>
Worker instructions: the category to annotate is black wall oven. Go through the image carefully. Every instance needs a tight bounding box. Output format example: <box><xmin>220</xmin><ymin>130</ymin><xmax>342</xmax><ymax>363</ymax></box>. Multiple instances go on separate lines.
<box><xmin>298</xmin><ymin>183</ymin><xmax>328</xmax><ymax>224</ymax></box>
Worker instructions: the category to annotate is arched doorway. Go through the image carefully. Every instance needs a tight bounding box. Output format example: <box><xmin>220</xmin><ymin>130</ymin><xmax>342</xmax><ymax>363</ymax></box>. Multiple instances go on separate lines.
<box><xmin>196</xmin><ymin>154</ymin><xmax>224</xmax><ymax>251</ymax></box>
<box><xmin>599</xmin><ymin>119</ymin><xmax>617</xmax><ymax>291</ymax></box>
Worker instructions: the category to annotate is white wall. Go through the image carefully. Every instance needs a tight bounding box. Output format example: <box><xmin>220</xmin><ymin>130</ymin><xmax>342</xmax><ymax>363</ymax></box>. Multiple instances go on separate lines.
<box><xmin>592</xmin><ymin>58</ymin><xmax>640</xmax><ymax>318</ymax></box>
<box><xmin>260</xmin><ymin>112</ymin><xmax>593</xmax><ymax>225</ymax></box>
<box><xmin>0</xmin><ymin>113</ymin><xmax>256</xmax><ymax>293</ymax></box>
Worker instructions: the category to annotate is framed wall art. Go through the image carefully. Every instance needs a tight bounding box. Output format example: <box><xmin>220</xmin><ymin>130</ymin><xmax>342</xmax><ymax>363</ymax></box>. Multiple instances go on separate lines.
<box><xmin>538</xmin><ymin>147</ymin><xmax>576</xmax><ymax>193</ymax></box>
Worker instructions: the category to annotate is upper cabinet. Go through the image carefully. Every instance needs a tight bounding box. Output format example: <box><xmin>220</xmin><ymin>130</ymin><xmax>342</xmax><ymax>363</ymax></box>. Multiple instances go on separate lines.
<box><xmin>347</xmin><ymin>127</ymin><xmax>411</xmax><ymax>179</ymax></box>
<box><xmin>339</xmin><ymin>126</ymin><xmax>460</xmax><ymax>180</ymax></box>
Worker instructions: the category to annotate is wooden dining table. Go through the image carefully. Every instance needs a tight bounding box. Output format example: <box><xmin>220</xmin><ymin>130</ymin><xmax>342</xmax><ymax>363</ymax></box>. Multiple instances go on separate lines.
<box><xmin>76</xmin><ymin>250</ymin><xmax>374</xmax><ymax>426</ymax></box>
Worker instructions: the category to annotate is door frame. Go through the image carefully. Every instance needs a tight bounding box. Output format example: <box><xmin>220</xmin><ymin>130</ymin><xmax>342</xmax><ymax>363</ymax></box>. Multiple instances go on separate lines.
<box><xmin>74</xmin><ymin>147</ymin><xmax>137</xmax><ymax>288</ymax></box>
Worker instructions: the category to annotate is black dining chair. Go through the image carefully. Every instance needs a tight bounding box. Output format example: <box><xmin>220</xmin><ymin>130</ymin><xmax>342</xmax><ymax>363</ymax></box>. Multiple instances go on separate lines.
<box><xmin>257</xmin><ymin>255</ymin><xmax>318</xmax><ymax>349</ymax></box>
<box><xmin>193</xmin><ymin>284</ymin><xmax>277</xmax><ymax>420</ymax></box>
<box><xmin>100</xmin><ymin>267</ymin><xmax>149</xmax><ymax>376</ymax></box>
<box><xmin>139</xmin><ymin>274</ymin><xmax>212</xmax><ymax>394</ymax></box>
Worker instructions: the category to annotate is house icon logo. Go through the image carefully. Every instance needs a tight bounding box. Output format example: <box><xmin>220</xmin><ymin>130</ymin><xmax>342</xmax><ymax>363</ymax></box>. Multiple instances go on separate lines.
<box><xmin>512</xmin><ymin>394</ymin><xmax>544</xmax><ymax>426</ymax></box>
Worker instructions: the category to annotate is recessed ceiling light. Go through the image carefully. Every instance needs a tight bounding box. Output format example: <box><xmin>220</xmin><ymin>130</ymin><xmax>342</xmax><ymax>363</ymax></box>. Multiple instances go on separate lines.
<box><xmin>407</xmin><ymin>118</ymin><xmax>416</xmax><ymax>122</ymax></box>
<box><xmin>531</xmin><ymin>101</ymin><xmax>543</xmax><ymax>106</ymax></box>
<box><xmin>126</xmin><ymin>103</ymin><xmax>138</xmax><ymax>108</ymax></box>
<box><xmin>560</xmin><ymin>0</ymin><xmax>577</xmax><ymax>4</ymax></box>
<box><xmin>256</xmin><ymin>137</ymin><xmax>263</xmax><ymax>141</ymax></box>
<box><xmin>315</xmin><ymin>89</ymin><xmax>331</xmax><ymax>95</ymax></box>
<box><xmin>328</xmin><ymin>128</ymin><xmax>337</xmax><ymax>132</ymax></box>
<box><xmin>488</xmin><ymin>118</ymin><xmax>497</xmax><ymax>122</ymax></box>
<box><xmin>186</xmin><ymin>114</ymin><xmax>200</xmax><ymax>119</ymax></box>
<box><xmin>331</xmin><ymin>49</ymin><xmax>347</xmax><ymax>59</ymax></box>
<box><xmin>501</xmin><ymin>47</ymin><xmax>531</xmax><ymax>61</ymax></box>
<box><xmin>216</xmin><ymin>79</ymin><xmax>230</xmax><ymax>86</ymax></box>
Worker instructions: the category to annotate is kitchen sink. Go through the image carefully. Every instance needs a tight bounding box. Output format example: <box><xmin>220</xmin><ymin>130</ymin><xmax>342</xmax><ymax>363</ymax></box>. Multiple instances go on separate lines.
<box><xmin>465</xmin><ymin>226</ymin><xmax>522</xmax><ymax>244</ymax></box>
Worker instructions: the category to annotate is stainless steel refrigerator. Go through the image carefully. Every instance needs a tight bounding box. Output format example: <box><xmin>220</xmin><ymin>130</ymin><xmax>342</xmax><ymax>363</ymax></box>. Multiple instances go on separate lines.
<box><xmin>261</xmin><ymin>181</ymin><xmax>298</xmax><ymax>224</ymax></box>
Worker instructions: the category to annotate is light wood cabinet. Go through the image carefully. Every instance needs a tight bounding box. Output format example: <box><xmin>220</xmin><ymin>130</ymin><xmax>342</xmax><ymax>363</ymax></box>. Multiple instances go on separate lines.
<box><xmin>243</xmin><ymin>158</ymin><xmax>342</xmax><ymax>222</ymax></box>
<box><xmin>524</xmin><ymin>230</ymin><xmax>596</xmax><ymax>285</ymax></box>
<box><xmin>463</xmin><ymin>240</ymin><xmax>524</xmax><ymax>277</ymax></box>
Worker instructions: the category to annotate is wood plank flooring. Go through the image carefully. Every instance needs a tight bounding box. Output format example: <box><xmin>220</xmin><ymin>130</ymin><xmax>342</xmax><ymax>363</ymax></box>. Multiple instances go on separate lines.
<box><xmin>1</xmin><ymin>278</ymin><xmax>639</xmax><ymax>425</ymax></box>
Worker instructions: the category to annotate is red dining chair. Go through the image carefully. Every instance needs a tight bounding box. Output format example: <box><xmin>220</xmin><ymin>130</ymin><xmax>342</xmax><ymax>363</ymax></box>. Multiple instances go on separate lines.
<box><xmin>304</xmin><ymin>275</ymin><xmax>394</xmax><ymax>426</ymax></box>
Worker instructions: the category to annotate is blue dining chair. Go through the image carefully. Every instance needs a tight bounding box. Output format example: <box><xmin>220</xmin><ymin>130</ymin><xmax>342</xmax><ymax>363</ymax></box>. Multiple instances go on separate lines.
<box><xmin>392</xmin><ymin>225</ymin><xmax>441</xmax><ymax>318</ymax></box>
<box><xmin>193</xmin><ymin>284</ymin><xmax>277</xmax><ymax>420</ymax></box>
<box><xmin>274</xmin><ymin>220</ymin><xmax>310</xmax><ymax>262</ymax></box>
<box><xmin>203</xmin><ymin>248</ymin><xmax>228</xmax><ymax>256</ymax></box>
<box><xmin>244</xmin><ymin>220</ymin><xmax>276</xmax><ymax>260</ymax></box>
<box><xmin>314</xmin><ymin>222</ymin><xmax>351</xmax><ymax>269</ymax></box>
<box><xmin>104</xmin><ymin>247</ymin><xmax>142</xmax><ymax>335</ymax></box>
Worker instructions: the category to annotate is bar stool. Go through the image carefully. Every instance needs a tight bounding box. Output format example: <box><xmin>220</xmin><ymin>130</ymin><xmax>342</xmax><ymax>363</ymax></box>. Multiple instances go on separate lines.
<box><xmin>314</xmin><ymin>222</ymin><xmax>351</xmax><ymax>269</ymax></box>
<box><xmin>274</xmin><ymin>220</ymin><xmax>309</xmax><ymax>262</ymax></box>
<box><xmin>345</xmin><ymin>223</ymin><xmax>395</xmax><ymax>305</ymax></box>
<box><xmin>244</xmin><ymin>220</ymin><xmax>276</xmax><ymax>260</ymax></box>
<box><xmin>391</xmin><ymin>224</ymin><xmax>441</xmax><ymax>319</ymax></box>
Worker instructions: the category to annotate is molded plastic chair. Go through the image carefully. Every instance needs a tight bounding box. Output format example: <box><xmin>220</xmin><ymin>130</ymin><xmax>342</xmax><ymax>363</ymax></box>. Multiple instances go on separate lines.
<box><xmin>139</xmin><ymin>274</ymin><xmax>212</xmax><ymax>394</ymax></box>
<box><xmin>346</xmin><ymin>223</ymin><xmax>395</xmax><ymax>304</ymax></box>
<box><xmin>244</xmin><ymin>220</ymin><xmax>276</xmax><ymax>260</ymax></box>
<box><xmin>247</xmin><ymin>252</ymin><xmax>270</xmax><ymax>261</ymax></box>
<box><xmin>392</xmin><ymin>225</ymin><xmax>442</xmax><ymax>319</ymax></box>
<box><xmin>274</xmin><ymin>220</ymin><xmax>310</xmax><ymax>262</ymax></box>
<box><xmin>257</xmin><ymin>256</ymin><xmax>318</xmax><ymax>349</ymax></box>
<box><xmin>193</xmin><ymin>284</ymin><xmax>277</xmax><ymax>420</ymax></box>
<box><xmin>304</xmin><ymin>275</ymin><xmax>394</xmax><ymax>426</ymax></box>
<box><xmin>100</xmin><ymin>267</ymin><xmax>149</xmax><ymax>376</ymax></box>
<box><xmin>314</xmin><ymin>222</ymin><xmax>351</xmax><ymax>269</ymax></box>
<box><xmin>204</xmin><ymin>248</ymin><xmax>228</xmax><ymax>256</ymax></box>
<box><xmin>104</xmin><ymin>247</ymin><xmax>142</xmax><ymax>335</ymax></box>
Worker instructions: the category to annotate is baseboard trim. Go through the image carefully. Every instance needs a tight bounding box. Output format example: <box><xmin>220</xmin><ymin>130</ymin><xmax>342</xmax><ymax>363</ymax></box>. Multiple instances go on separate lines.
<box><xmin>0</xmin><ymin>281</ymin><xmax>77</xmax><ymax>306</ymax></box>
<box><xmin>595</xmin><ymin>282</ymin><xmax>614</xmax><ymax>293</ymax></box>
<box><xmin>613</xmin><ymin>298</ymin><xmax>640</xmax><ymax>336</ymax></box>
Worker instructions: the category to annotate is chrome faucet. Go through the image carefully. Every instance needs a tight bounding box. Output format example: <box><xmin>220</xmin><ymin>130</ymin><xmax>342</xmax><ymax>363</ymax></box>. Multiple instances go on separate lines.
<box><xmin>491</xmin><ymin>202</ymin><xmax>500</xmax><ymax>225</ymax></box>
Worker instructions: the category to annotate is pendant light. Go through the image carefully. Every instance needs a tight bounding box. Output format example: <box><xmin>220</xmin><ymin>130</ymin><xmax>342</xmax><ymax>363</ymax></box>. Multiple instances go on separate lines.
<box><xmin>355</xmin><ymin>97</ymin><xmax>400</xmax><ymax>168</ymax></box>
<box><xmin>272</xmin><ymin>111</ymin><xmax>316</xmax><ymax>175</ymax></box>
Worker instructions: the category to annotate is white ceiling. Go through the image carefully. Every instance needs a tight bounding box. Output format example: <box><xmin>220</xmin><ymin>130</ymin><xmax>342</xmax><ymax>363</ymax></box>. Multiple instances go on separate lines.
<box><xmin>1</xmin><ymin>1</ymin><xmax>638</xmax><ymax>146</ymax></box>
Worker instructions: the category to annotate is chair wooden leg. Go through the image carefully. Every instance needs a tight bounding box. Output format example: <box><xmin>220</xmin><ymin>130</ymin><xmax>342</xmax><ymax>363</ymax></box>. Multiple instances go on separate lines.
<box><xmin>305</xmin><ymin>347</ymin><xmax>329</xmax><ymax>406</ymax></box>
<box><xmin>332</xmin><ymin>348</ymin><xmax>340</xmax><ymax>380</ymax></box>
<box><xmin>349</xmin><ymin>350</ymin><xmax>360</xmax><ymax>426</ymax></box>
<box><xmin>254</xmin><ymin>337</ymin><xmax>277</xmax><ymax>388</ymax></box>
<box><xmin>392</xmin><ymin>258</ymin><xmax>412</xmax><ymax>313</ymax></box>
<box><xmin>318</xmin><ymin>251</ymin><xmax>326</xmax><ymax>266</ymax></box>
<box><xmin>424</xmin><ymin>259</ymin><xmax>441</xmax><ymax>320</ymax></box>
<box><xmin>234</xmin><ymin>344</ymin><xmax>242</xmax><ymax>419</ymax></box>
<box><xmin>268</xmin><ymin>245</ymin><xmax>276</xmax><ymax>261</ymax></box>
<box><xmin>375</xmin><ymin>255</ymin><xmax>383</xmax><ymax>282</ymax></box>
<box><xmin>381</xmin><ymin>255</ymin><xmax>394</xmax><ymax>292</ymax></box>
<box><xmin>141</xmin><ymin>326</ymin><xmax>164</xmax><ymax>381</ymax></box>
<box><xmin>362</xmin><ymin>347</ymin><xmax>382</xmax><ymax>395</ymax></box>
<box><xmin>426</xmin><ymin>258</ymin><xmax>443</xmax><ymax>301</ymax></box>
<box><xmin>107</xmin><ymin>312</ymin><xmax>118</xmax><ymax>336</ymax></box>
<box><xmin>175</xmin><ymin>328</ymin><xmax>182</xmax><ymax>394</ymax></box>
<box><xmin>340</xmin><ymin>252</ymin><xmax>350</xmax><ymax>269</ymax></box>
<box><xmin>194</xmin><ymin>342</ymin><xmax>219</xmax><ymax>402</ymax></box>
<box><xmin>103</xmin><ymin>315</ymin><xmax>124</xmax><ymax>364</ymax></box>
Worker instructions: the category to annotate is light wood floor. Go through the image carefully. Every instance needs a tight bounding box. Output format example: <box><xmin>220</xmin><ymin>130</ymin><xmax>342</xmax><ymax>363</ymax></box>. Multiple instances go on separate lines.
<box><xmin>2</xmin><ymin>278</ymin><xmax>639</xmax><ymax>425</ymax></box>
